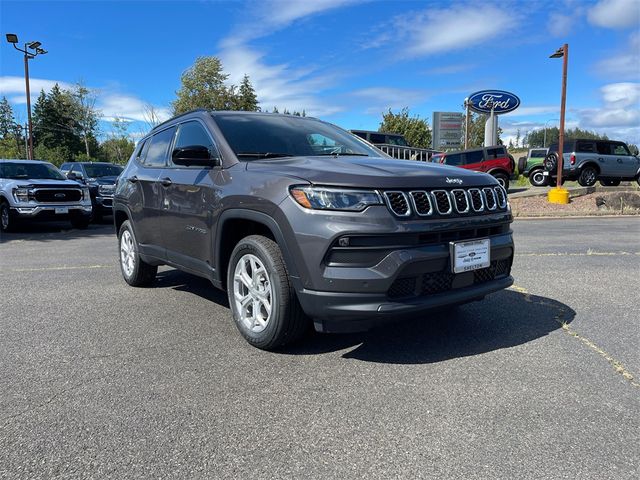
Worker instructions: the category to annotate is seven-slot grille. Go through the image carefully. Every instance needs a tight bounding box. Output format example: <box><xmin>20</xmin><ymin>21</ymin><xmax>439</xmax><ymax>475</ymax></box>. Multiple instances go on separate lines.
<box><xmin>383</xmin><ymin>191</ymin><xmax>410</xmax><ymax>216</ymax></box>
<box><xmin>382</xmin><ymin>186</ymin><xmax>507</xmax><ymax>217</ymax></box>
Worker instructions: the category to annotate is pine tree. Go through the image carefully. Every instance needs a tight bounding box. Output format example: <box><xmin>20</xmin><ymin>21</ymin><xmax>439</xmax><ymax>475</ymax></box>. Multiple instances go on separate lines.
<box><xmin>236</xmin><ymin>74</ymin><xmax>259</xmax><ymax>111</ymax></box>
<box><xmin>0</xmin><ymin>97</ymin><xmax>16</xmax><ymax>138</ymax></box>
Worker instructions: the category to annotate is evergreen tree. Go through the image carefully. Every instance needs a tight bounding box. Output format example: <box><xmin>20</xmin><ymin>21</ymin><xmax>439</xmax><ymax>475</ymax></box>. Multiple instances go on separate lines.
<box><xmin>0</xmin><ymin>97</ymin><xmax>16</xmax><ymax>138</ymax></box>
<box><xmin>236</xmin><ymin>74</ymin><xmax>259</xmax><ymax>111</ymax></box>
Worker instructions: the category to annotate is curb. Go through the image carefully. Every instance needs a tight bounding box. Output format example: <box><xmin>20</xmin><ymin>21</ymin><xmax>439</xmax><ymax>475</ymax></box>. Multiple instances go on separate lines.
<box><xmin>509</xmin><ymin>185</ymin><xmax>639</xmax><ymax>200</ymax></box>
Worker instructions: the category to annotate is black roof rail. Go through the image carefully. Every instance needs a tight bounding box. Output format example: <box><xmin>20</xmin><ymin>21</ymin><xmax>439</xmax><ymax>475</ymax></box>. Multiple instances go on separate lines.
<box><xmin>150</xmin><ymin>108</ymin><xmax>210</xmax><ymax>133</ymax></box>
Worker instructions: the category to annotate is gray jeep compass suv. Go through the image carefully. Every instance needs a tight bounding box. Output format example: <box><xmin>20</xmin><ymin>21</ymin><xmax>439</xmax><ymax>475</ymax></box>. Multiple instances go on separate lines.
<box><xmin>113</xmin><ymin>110</ymin><xmax>514</xmax><ymax>349</ymax></box>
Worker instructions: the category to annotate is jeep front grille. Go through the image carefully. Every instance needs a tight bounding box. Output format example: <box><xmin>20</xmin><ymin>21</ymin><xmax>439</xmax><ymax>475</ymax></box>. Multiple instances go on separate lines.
<box><xmin>409</xmin><ymin>191</ymin><xmax>433</xmax><ymax>216</ymax></box>
<box><xmin>431</xmin><ymin>190</ymin><xmax>452</xmax><ymax>214</ymax></box>
<box><xmin>383</xmin><ymin>191</ymin><xmax>410</xmax><ymax>216</ymax></box>
<box><xmin>382</xmin><ymin>187</ymin><xmax>508</xmax><ymax>218</ymax></box>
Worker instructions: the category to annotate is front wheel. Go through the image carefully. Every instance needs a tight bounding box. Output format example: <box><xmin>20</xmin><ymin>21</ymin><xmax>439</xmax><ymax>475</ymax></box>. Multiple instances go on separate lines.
<box><xmin>529</xmin><ymin>168</ymin><xmax>548</xmax><ymax>187</ymax></box>
<box><xmin>578</xmin><ymin>166</ymin><xmax>598</xmax><ymax>187</ymax></box>
<box><xmin>1</xmin><ymin>200</ymin><xmax>15</xmax><ymax>233</ymax></box>
<box><xmin>492</xmin><ymin>173</ymin><xmax>510</xmax><ymax>192</ymax></box>
<box><xmin>118</xmin><ymin>220</ymin><xmax>157</xmax><ymax>287</ymax></box>
<box><xmin>227</xmin><ymin>235</ymin><xmax>309</xmax><ymax>350</ymax></box>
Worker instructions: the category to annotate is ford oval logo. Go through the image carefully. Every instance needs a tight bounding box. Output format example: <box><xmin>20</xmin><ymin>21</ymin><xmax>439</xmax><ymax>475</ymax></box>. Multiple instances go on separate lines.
<box><xmin>468</xmin><ymin>90</ymin><xmax>520</xmax><ymax>114</ymax></box>
<box><xmin>54</xmin><ymin>193</ymin><xmax>66</xmax><ymax>199</ymax></box>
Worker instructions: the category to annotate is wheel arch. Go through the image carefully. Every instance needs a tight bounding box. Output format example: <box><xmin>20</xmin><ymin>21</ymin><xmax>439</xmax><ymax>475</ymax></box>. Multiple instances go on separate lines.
<box><xmin>215</xmin><ymin>209</ymin><xmax>300</xmax><ymax>291</ymax></box>
<box><xmin>579</xmin><ymin>161</ymin><xmax>600</xmax><ymax>174</ymax></box>
<box><xmin>487</xmin><ymin>168</ymin><xmax>510</xmax><ymax>178</ymax></box>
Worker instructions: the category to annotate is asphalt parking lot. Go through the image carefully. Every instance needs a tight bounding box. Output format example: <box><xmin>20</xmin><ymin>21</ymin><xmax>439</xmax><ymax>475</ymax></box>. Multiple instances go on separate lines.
<box><xmin>1</xmin><ymin>217</ymin><xmax>638</xmax><ymax>479</ymax></box>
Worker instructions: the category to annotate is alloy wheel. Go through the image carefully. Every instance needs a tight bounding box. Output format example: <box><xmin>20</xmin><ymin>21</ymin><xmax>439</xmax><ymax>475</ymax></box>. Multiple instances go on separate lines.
<box><xmin>233</xmin><ymin>253</ymin><xmax>273</xmax><ymax>333</ymax></box>
<box><xmin>120</xmin><ymin>230</ymin><xmax>136</xmax><ymax>278</ymax></box>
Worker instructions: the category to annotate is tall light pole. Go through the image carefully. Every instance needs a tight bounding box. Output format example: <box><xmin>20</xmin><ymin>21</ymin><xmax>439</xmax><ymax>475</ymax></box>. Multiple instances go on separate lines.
<box><xmin>5</xmin><ymin>34</ymin><xmax>48</xmax><ymax>161</ymax></box>
<box><xmin>543</xmin><ymin>118</ymin><xmax>559</xmax><ymax>148</ymax></box>
<box><xmin>548</xmin><ymin>44</ymin><xmax>570</xmax><ymax>205</ymax></box>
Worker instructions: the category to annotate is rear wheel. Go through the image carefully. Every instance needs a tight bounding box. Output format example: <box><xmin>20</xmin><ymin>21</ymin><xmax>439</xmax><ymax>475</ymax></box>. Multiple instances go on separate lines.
<box><xmin>0</xmin><ymin>200</ymin><xmax>14</xmax><ymax>233</ymax></box>
<box><xmin>118</xmin><ymin>220</ymin><xmax>157</xmax><ymax>287</ymax></box>
<box><xmin>599</xmin><ymin>179</ymin><xmax>621</xmax><ymax>187</ymax></box>
<box><xmin>227</xmin><ymin>235</ymin><xmax>309</xmax><ymax>350</ymax></box>
<box><xmin>529</xmin><ymin>168</ymin><xmax>548</xmax><ymax>187</ymax></box>
<box><xmin>578</xmin><ymin>166</ymin><xmax>598</xmax><ymax>187</ymax></box>
<box><xmin>544</xmin><ymin>153</ymin><xmax>559</xmax><ymax>172</ymax></box>
<box><xmin>492</xmin><ymin>173</ymin><xmax>510</xmax><ymax>192</ymax></box>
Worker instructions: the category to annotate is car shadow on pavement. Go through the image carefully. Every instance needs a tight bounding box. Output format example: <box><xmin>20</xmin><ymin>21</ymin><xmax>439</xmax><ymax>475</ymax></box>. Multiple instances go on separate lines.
<box><xmin>0</xmin><ymin>221</ymin><xmax>114</xmax><ymax>243</ymax></box>
<box><xmin>281</xmin><ymin>289</ymin><xmax>575</xmax><ymax>365</ymax></box>
<box><xmin>155</xmin><ymin>269</ymin><xmax>230</xmax><ymax>307</ymax></box>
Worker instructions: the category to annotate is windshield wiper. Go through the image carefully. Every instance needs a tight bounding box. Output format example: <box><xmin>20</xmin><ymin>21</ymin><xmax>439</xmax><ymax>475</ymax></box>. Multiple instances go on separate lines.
<box><xmin>236</xmin><ymin>152</ymin><xmax>294</xmax><ymax>159</ymax></box>
<box><xmin>316</xmin><ymin>152</ymin><xmax>369</xmax><ymax>157</ymax></box>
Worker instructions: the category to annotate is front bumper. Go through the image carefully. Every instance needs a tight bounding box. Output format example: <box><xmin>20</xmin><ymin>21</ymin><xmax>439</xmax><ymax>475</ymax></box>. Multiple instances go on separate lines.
<box><xmin>95</xmin><ymin>195</ymin><xmax>114</xmax><ymax>214</ymax></box>
<box><xmin>11</xmin><ymin>204</ymin><xmax>92</xmax><ymax>220</ymax></box>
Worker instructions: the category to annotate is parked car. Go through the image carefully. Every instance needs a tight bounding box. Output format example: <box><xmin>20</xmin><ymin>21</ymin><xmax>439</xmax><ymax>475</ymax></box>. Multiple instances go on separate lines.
<box><xmin>0</xmin><ymin>159</ymin><xmax>92</xmax><ymax>232</ymax></box>
<box><xmin>349</xmin><ymin>130</ymin><xmax>440</xmax><ymax>161</ymax></box>
<box><xmin>60</xmin><ymin>162</ymin><xmax>123</xmax><ymax>220</ymax></box>
<box><xmin>431</xmin><ymin>146</ymin><xmax>515</xmax><ymax>191</ymax></box>
<box><xmin>518</xmin><ymin>148</ymin><xmax>549</xmax><ymax>187</ymax></box>
<box><xmin>543</xmin><ymin>139</ymin><xmax>640</xmax><ymax>187</ymax></box>
<box><xmin>113</xmin><ymin>110</ymin><xmax>514</xmax><ymax>350</ymax></box>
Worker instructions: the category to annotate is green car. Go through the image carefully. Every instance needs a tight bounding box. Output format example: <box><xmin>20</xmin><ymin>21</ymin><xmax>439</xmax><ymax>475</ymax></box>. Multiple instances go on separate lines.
<box><xmin>518</xmin><ymin>148</ymin><xmax>549</xmax><ymax>187</ymax></box>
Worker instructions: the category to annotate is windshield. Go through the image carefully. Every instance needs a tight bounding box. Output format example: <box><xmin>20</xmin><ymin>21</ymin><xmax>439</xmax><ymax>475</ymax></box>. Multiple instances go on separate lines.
<box><xmin>83</xmin><ymin>163</ymin><xmax>123</xmax><ymax>178</ymax></box>
<box><xmin>0</xmin><ymin>162</ymin><xmax>66</xmax><ymax>180</ymax></box>
<box><xmin>213</xmin><ymin>114</ymin><xmax>380</xmax><ymax>159</ymax></box>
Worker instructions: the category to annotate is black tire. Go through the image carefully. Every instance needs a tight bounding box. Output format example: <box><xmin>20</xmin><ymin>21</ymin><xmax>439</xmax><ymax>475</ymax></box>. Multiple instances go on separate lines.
<box><xmin>0</xmin><ymin>200</ymin><xmax>14</xmax><ymax>233</ymax></box>
<box><xmin>92</xmin><ymin>210</ymin><xmax>103</xmax><ymax>223</ymax></box>
<box><xmin>70</xmin><ymin>216</ymin><xmax>91</xmax><ymax>229</ymax></box>
<box><xmin>517</xmin><ymin>156</ymin><xmax>527</xmax><ymax>174</ymax></box>
<box><xmin>578</xmin><ymin>166</ymin><xmax>598</xmax><ymax>187</ymax></box>
<box><xmin>529</xmin><ymin>168</ymin><xmax>548</xmax><ymax>187</ymax></box>
<box><xmin>227</xmin><ymin>235</ymin><xmax>309</xmax><ymax>350</ymax></box>
<box><xmin>493</xmin><ymin>172</ymin><xmax>510</xmax><ymax>192</ymax></box>
<box><xmin>118</xmin><ymin>220</ymin><xmax>157</xmax><ymax>287</ymax></box>
<box><xmin>599</xmin><ymin>179</ymin><xmax>621</xmax><ymax>187</ymax></box>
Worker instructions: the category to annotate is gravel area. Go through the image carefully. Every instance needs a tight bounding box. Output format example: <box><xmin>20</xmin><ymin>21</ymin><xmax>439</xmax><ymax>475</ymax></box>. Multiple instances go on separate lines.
<box><xmin>510</xmin><ymin>190</ymin><xmax>640</xmax><ymax>217</ymax></box>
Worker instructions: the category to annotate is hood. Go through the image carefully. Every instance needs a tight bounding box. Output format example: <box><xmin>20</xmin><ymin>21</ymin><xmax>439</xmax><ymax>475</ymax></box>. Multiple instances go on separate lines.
<box><xmin>85</xmin><ymin>175</ymin><xmax>119</xmax><ymax>186</ymax></box>
<box><xmin>6</xmin><ymin>178</ymin><xmax>84</xmax><ymax>188</ymax></box>
<box><xmin>246</xmin><ymin>155</ymin><xmax>497</xmax><ymax>189</ymax></box>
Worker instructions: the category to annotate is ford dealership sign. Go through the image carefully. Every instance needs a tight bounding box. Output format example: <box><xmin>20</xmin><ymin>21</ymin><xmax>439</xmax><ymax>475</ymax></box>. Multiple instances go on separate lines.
<box><xmin>468</xmin><ymin>90</ymin><xmax>520</xmax><ymax>114</ymax></box>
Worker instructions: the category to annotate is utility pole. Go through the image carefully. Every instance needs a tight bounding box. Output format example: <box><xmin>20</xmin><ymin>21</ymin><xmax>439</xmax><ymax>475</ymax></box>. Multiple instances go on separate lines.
<box><xmin>5</xmin><ymin>34</ymin><xmax>48</xmax><ymax>160</ymax></box>
<box><xmin>548</xmin><ymin>44</ymin><xmax>570</xmax><ymax>204</ymax></box>
<box><xmin>464</xmin><ymin>98</ymin><xmax>471</xmax><ymax>149</ymax></box>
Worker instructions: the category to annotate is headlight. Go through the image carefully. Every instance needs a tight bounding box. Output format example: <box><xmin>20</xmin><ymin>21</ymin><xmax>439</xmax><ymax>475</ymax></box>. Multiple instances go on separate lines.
<box><xmin>290</xmin><ymin>186</ymin><xmax>382</xmax><ymax>211</ymax></box>
<box><xmin>13</xmin><ymin>188</ymin><xmax>34</xmax><ymax>203</ymax></box>
<box><xmin>98</xmin><ymin>184</ymin><xmax>115</xmax><ymax>195</ymax></box>
<box><xmin>82</xmin><ymin>187</ymin><xmax>90</xmax><ymax>200</ymax></box>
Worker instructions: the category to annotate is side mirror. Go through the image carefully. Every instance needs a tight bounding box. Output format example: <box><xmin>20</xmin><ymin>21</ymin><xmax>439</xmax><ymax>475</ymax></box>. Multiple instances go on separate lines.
<box><xmin>172</xmin><ymin>145</ymin><xmax>217</xmax><ymax>167</ymax></box>
<box><xmin>67</xmin><ymin>172</ymin><xmax>78</xmax><ymax>181</ymax></box>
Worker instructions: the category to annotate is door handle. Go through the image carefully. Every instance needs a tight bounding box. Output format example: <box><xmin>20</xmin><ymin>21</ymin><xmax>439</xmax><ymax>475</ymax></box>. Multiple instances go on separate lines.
<box><xmin>617</xmin><ymin>158</ymin><xmax>623</xmax><ymax>163</ymax></box>
<box><xmin>161</xmin><ymin>177</ymin><xmax>172</xmax><ymax>187</ymax></box>
<box><xmin>598</xmin><ymin>158</ymin><xmax>604</xmax><ymax>162</ymax></box>
<box><xmin>127</xmin><ymin>176</ymin><xmax>138</xmax><ymax>183</ymax></box>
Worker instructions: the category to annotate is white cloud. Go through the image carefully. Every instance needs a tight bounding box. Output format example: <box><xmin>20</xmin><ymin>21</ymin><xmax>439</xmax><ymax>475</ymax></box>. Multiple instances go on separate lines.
<box><xmin>594</xmin><ymin>32</ymin><xmax>640</xmax><ymax>80</ymax></box>
<box><xmin>351</xmin><ymin>87</ymin><xmax>428</xmax><ymax>114</ymax></box>
<box><xmin>599</xmin><ymin>82</ymin><xmax>640</xmax><ymax>107</ymax></box>
<box><xmin>504</xmin><ymin>106</ymin><xmax>560</xmax><ymax>117</ymax></box>
<box><xmin>426</xmin><ymin>63</ymin><xmax>476</xmax><ymax>75</ymax></box>
<box><xmin>548</xmin><ymin>12</ymin><xmax>573</xmax><ymax>37</ymax></box>
<box><xmin>587</xmin><ymin>0</ymin><xmax>640</xmax><ymax>29</ymax></box>
<box><xmin>223</xmin><ymin>0</ymin><xmax>360</xmax><ymax>47</ymax></box>
<box><xmin>0</xmin><ymin>76</ymin><xmax>73</xmax><ymax>104</ymax></box>
<box><xmin>383</xmin><ymin>4</ymin><xmax>517</xmax><ymax>57</ymax></box>
<box><xmin>98</xmin><ymin>93</ymin><xmax>171</xmax><ymax>123</ymax></box>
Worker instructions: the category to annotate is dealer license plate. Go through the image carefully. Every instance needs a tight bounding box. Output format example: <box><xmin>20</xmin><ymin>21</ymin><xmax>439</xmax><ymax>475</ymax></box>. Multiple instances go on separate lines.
<box><xmin>450</xmin><ymin>239</ymin><xmax>490</xmax><ymax>273</ymax></box>
<box><xmin>54</xmin><ymin>207</ymin><xmax>69</xmax><ymax>214</ymax></box>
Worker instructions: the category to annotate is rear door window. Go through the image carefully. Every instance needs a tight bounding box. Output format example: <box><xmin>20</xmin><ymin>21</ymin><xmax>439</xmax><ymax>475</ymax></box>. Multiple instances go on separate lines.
<box><xmin>464</xmin><ymin>150</ymin><xmax>484</xmax><ymax>164</ymax></box>
<box><xmin>486</xmin><ymin>147</ymin><xmax>505</xmax><ymax>159</ymax></box>
<box><xmin>596</xmin><ymin>141</ymin><xmax>612</xmax><ymax>155</ymax></box>
<box><xmin>369</xmin><ymin>133</ymin><xmax>386</xmax><ymax>144</ymax></box>
<box><xmin>144</xmin><ymin>127</ymin><xmax>176</xmax><ymax>168</ymax></box>
<box><xmin>576</xmin><ymin>141</ymin><xmax>596</xmax><ymax>153</ymax></box>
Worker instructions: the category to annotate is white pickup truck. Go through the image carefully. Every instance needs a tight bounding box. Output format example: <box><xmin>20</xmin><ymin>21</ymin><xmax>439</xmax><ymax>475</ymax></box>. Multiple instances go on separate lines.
<box><xmin>0</xmin><ymin>159</ymin><xmax>92</xmax><ymax>232</ymax></box>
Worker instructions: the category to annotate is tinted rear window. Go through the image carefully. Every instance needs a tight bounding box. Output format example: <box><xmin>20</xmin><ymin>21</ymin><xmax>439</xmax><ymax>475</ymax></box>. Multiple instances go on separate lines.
<box><xmin>465</xmin><ymin>150</ymin><xmax>484</xmax><ymax>164</ymax></box>
<box><xmin>443</xmin><ymin>153</ymin><xmax>463</xmax><ymax>166</ymax></box>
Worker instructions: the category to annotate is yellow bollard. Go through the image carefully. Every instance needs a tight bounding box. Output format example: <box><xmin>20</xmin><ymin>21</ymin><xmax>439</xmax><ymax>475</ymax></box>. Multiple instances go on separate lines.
<box><xmin>547</xmin><ymin>187</ymin><xmax>570</xmax><ymax>204</ymax></box>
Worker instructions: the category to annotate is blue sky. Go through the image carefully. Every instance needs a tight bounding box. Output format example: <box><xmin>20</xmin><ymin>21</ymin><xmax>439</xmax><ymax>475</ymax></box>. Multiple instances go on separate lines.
<box><xmin>1</xmin><ymin>0</ymin><xmax>639</xmax><ymax>145</ymax></box>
